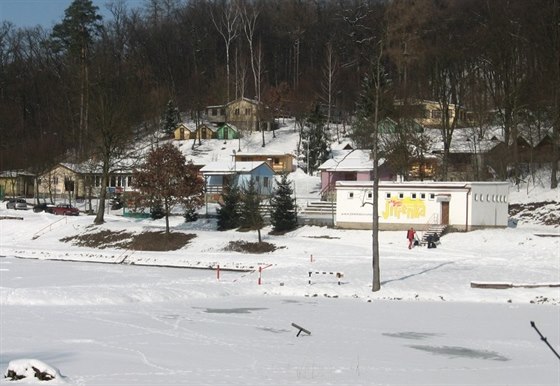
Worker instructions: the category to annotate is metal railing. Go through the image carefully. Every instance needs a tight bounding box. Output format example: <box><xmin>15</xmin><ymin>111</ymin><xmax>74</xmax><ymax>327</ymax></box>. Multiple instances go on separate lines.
<box><xmin>32</xmin><ymin>216</ymin><xmax>68</xmax><ymax>240</ymax></box>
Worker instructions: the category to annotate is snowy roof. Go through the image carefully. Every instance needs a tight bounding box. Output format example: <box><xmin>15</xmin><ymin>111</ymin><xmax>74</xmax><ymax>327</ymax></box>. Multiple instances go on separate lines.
<box><xmin>235</xmin><ymin>151</ymin><xmax>295</xmax><ymax>157</ymax></box>
<box><xmin>0</xmin><ymin>170</ymin><xmax>34</xmax><ymax>178</ymax></box>
<box><xmin>199</xmin><ymin>161</ymin><xmax>271</xmax><ymax>175</ymax></box>
<box><xmin>175</xmin><ymin>122</ymin><xmax>196</xmax><ymax>132</ymax></box>
<box><xmin>176</xmin><ymin>120</ymin><xmax>217</xmax><ymax>132</ymax></box>
<box><xmin>336</xmin><ymin>180</ymin><xmax>510</xmax><ymax>189</ymax></box>
<box><xmin>226</xmin><ymin>96</ymin><xmax>261</xmax><ymax>106</ymax></box>
<box><xmin>58</xmin><ymin>162</ymin><xmax>133</xmax><ymax>175</ymax></box>
<box><xmin>318</xmin><ymin>149</ymin><xmax>377</xmax><ymax>171</ymax></box>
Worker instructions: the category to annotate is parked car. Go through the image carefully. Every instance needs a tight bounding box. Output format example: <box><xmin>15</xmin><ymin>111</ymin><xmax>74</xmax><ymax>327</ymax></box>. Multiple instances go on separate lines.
<box><xmin>51</xmin><ymin>204</ymin><xmax>80</xmax><ymax>216</ymax></box>
<box><xmin>33</xmin><ymin>203</ymin><xmax>56</xmax><ymax>213</ymax></box>
<box><xmin>6</xmin><ymin>198</ymin><xmax>28</xmax><ymax>210</ymax></box>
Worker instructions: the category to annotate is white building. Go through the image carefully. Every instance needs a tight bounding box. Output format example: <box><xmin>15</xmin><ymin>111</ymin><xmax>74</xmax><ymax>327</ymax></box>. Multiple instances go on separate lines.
<box><xmin>335</xmin><ymin>181</ymin><xmax>510</xmax><ymax>231</ymax></box>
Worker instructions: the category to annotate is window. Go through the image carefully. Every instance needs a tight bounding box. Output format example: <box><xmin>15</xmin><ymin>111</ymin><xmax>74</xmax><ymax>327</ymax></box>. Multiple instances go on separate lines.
<box><xmin>127</xmin><ymin>176</ymin><xmax>133</xmax><ymax>186</ymax></box>
<box><xmin>245</xmin><ymin>108</ymin><xmax>251</xmax><ymax>115</ymax></box>
<box><xmin>429</xmin><ymin>193</ymin><xmax>435</xmax><ymax>200</ymax></box>
<box><xmin>411</xmin><ymin>193</ymin><xmax>417</xmax><ymax>199</ymax></box>
<box><xmin>367</xmin><ymin>191</ymin><xmax>373</xmax><ymax>199</ymax></box>
<box><xmin>235</xmin><ymin>108</ymin><xmax>240</xmax><ymax>115</ymax></box>
<box><xmin>480</xmin><ymin>194</ymin><xmax>484</xmax><ymax>202</ymax></box>
<box><xmin>348</xmin><ymin>192</ymin><xmax>354</xmax><ymax>199</ymax></box>
<box><xmin>385</xmin><ymin>193</ymin><xmax>391</xmax><ymax>199</ymax></box>
<box><xmin>474</xmin><ymin>193</ymin><xmax>478</xmax><ymax>201</ymax></box>
<box><xmin>420</xmin><ymin>193</ymin><xmax>426</xmax><ymax>199</ymax></box>
<box><xmin>212</xmin><ymin>108</ymin><xmax>217</xmax><ymax>116</ymax></box>
<box><xmin>273</xmin><ymin>158</ymin><xmax>280</xmax><ymax>164</ymax></box>
<box><xmin>53</xmin><ymin>177</ymin><xmax>59</xmax><ymax>185</ymax></box>
<box><xmin>263</xmin><ymin>177</ymin><xmax>269</xmax><ymax>188</ymax></box>
<box><xmin>487</xmin><ymin>194</ymin><xmax>490</xmax><ymax>202</ymax></box>
<box><xmin>431</xmin><ymin>109</ymin><xmax>442</xmax><ymax>119</ymax></box>
<box><xmin>398</xmin><ymin>193</ymin><xmax>404</xmax><ymax>199</ymax></box>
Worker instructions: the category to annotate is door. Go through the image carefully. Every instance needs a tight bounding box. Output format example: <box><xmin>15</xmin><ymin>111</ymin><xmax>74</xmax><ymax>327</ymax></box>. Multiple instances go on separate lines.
<box><xmin>441</xmin><ymin>202</ymin><xmax>449</xmax><ymax>225</ymax></box>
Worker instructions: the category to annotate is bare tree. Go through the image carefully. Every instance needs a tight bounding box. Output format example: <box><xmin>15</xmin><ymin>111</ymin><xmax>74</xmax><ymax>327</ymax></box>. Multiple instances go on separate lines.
<box><xmin>238</xmin><ymin>0</ymin><xmax>260</xmax><ymax>101</ymax></box>
<box><xmin>209</xmin><ymin>0</ymin><xmax>240</xmax><ymax>102</ymax></box>
<box><xmin>321</xmin><ymin>41</ymin><xmax>339</xmax><ymax>137</ymax></box>
<box><xmin>133</xmin><ymin>143</ymin><xmax>204</xmax><ymax>234</ymax></box>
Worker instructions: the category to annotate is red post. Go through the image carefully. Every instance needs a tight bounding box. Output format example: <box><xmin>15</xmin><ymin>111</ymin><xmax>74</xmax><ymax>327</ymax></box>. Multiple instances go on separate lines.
<box><xmin>258</xmin><ymin>266</ymin><xmax>262</xmax><ymax>285</ymax></box>
<box><xmin>217</xmin><ymin>265</ymin><xmax>220</xmax><ymax>280</ymax></box>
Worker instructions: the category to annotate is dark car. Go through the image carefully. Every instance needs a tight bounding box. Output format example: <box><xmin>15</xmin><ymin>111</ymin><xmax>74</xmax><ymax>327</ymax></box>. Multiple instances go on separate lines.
<box><xmin>6</xmin><ymin>198</ymin><xmax>28</xmax><ymax>210</ymax></box>
<box><xmin>33</xmin><ymin>203</ymin><xmax>56</xmax><ymax>213</ymax></box>
<box><xmin>51</xmin><ymin>204</ymin><xmax>80</xmax><ymax>216</ymax></box>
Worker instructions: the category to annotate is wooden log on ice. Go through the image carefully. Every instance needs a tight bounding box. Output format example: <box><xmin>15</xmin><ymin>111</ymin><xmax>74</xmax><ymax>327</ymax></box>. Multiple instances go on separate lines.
<box><xmin>471</xmin><ymin>281</ymin><xmax>560</xmax><ymax>289</ymax></box>
<box><xmin>291</xmin><ymin>322</ymin><xmax>311</xmax><ymax>337</ymax></box>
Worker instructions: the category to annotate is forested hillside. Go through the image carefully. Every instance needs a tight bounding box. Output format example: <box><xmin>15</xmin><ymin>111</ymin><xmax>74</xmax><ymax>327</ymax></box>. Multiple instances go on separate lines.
<box><xmin>0</xmin><ymin>0</ymin><xmax>558</xmax><ymax>188</ymax></box>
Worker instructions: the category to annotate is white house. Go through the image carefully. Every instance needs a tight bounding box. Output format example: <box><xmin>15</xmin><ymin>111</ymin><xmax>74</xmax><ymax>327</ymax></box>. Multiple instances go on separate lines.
<box><xmin>335</xmin><ymin>181</ymin><xmax>510</xmax><ymax>231</ymax></box>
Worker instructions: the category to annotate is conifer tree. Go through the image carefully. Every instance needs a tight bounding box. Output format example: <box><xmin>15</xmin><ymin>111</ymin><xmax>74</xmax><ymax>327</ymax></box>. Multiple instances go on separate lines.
<box><xmin>162</xmin><ymin>99</ymin><xmax>181</xmax><ymax>137</ymax></box>
<box><xmin>217</xmin><ymin>182</ymin><xmax>241</xmax><ymax>230</ymax></box>
<box><xmin>270</xmin><ymin>174</ymin><xmax>298</xmax><ymax>232</ymax></box>
<box><xmin>239</xmin><ymin>178</ymin><xmax>264</xmax><ymax>242</ymax></box>
<box><xmin>51</xmin><ymin>0</ymin><xmax>103</xmax><ymax>157</ymax></box>
<box><xmin>303</xmin><ymin>107</ymin><xmax>330</xmax><ymax>174</ymax></box>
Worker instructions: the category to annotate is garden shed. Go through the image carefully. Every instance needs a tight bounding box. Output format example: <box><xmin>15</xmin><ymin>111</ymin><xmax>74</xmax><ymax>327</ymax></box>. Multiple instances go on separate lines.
<box><xmin>215</xmin><ymin>123</ymin><xmax>239</xmax><ymax>140</ymax></box>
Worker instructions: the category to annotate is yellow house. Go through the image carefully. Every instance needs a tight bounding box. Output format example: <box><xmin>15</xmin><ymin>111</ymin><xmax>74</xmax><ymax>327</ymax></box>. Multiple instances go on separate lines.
<box><xmin>0</xmin><ymin>170</ymin><xmax>35</xmax><ymax>198</ymax></box>
<box><xmin>174</xmin><ymin>122</ymin><xmax>215</xmax><ymax>140</ymax></box>
<box><xmin>234</xmin><ymin>152</ymin><xmax>295</xmax><ymax>174</ymax></box>
<box><xmin>394</xmin><ymin>99</ymin><xmax>470</xmax><ymax>127</ymax></box>
<box><xmin>206</xmin><ymin>97</ymin><xmax>273</xmax><ymax>132</ymax></box>
<box><xmin>37</xmin><ymin>164</ymin><xmax>86</xmax><ymax>199</ymax></box>
<box><xmin>38</xmin><ymin>163</ymin><xmax>134</xmax><ymax>200</ymax></box>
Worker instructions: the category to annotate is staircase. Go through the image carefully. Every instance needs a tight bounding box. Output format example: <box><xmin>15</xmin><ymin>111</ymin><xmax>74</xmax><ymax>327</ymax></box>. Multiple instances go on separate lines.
<box><xmin>421</xmin><ymin>224</ymin><xmax>448</xmax><ymax>245</ymax></box>
<box><xmin>299</xmin><ymin>201</ymin><xmax>336</xmax><ymax>216</ymax></box>
<box><xmin>298</xmin><ymin>201</ymin><xmax>336</xmax><ymax>226</ymax></box>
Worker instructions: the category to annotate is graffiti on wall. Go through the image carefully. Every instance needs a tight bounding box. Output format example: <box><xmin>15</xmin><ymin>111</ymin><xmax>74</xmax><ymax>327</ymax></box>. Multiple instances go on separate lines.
<box><xmin>382</xmin><ymin>197</ymin><xmax>426</xmax><ymax>219</ymax></box>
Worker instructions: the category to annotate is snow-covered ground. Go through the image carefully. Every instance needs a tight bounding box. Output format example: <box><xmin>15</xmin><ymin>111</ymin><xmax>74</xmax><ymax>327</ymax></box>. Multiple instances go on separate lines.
<box><xmin>1</xmin><ymin>124</ymin><xmax>559</xmax><ymax>384</ymax></box>
<box><xmin>1</xmin><ymin>203</ymin><xmax>559</xmax><ymax>384</ymax></box>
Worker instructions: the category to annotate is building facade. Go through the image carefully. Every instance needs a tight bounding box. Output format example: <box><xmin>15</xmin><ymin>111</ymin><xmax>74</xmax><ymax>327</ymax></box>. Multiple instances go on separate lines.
<box><xmin>335</xmin><ymin>181</ymin><xmax>509</xmax><ymax>231</ymax></box>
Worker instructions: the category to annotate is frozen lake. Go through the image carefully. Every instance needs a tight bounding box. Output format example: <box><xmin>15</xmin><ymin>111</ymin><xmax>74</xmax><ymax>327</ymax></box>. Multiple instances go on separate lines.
<box><xmin>1</xmin><ymin>257</ymin><xmax>558</xmax><ymax>385</ymax></box>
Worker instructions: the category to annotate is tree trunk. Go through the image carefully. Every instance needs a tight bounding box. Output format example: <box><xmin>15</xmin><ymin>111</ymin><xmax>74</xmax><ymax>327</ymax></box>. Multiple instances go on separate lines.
<box><xmin>94</xmin><ymin>162</ymin><xmax>109</xmax><ymax>225</ymax></box>
<box><xmin>164</xmin><ymin>199</ymin><xmax>170</xmax><ymax>234</ymax></box>
<box><xmin>371</xmin><ymin>42</ymin><xmax>383</xmax><ymax>293</ymax></box>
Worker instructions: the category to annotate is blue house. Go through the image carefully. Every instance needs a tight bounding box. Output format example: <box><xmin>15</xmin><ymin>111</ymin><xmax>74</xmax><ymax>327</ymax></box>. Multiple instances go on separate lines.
<box><xmin>200</xmin><ymin>160</ymin><xmax>275</xmax><ymax>201</ymax></box>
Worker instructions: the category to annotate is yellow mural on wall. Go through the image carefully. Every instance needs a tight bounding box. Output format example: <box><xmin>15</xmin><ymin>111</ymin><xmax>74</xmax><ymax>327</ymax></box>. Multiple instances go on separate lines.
<box><xmin>382</xmin><ymin>197</ymin><xmax>426</xmax><ymax>219</ymax></box>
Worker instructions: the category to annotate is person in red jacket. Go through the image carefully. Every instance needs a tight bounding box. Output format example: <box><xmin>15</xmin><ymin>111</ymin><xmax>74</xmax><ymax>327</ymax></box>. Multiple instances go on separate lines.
<box><xmin>407</xmin><ymin>227</ymin><xmax>416</xmax><ymax>249</ymax></box>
